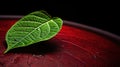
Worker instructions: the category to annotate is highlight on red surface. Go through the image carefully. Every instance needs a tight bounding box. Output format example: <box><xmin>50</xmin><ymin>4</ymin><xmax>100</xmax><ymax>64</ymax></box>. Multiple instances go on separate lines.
<box><xmin>0</xmin><ymin>16</ymin><xmax>120</xmax><ymax>67</ymax></box>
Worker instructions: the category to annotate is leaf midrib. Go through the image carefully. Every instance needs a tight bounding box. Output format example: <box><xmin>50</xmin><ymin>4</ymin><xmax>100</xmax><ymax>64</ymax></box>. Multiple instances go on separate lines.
<box><xmin>8</xmin><ymin>19</ymin><xmax>53</xmax><ymax>50</ymax></box>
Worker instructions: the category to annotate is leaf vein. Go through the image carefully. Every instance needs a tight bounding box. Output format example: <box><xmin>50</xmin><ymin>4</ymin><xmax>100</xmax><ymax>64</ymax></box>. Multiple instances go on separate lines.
<box><xmin>9</xmin><ymin>20</ymin><xmax>52</xmax><ymax>50</ymax></box>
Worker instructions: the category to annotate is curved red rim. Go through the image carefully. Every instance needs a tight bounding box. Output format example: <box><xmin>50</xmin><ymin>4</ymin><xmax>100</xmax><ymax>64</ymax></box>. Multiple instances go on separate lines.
<box><xmin>0</xmin><ymin>15</ymin><xmax>120</xmax><ymax>44</ymax></box>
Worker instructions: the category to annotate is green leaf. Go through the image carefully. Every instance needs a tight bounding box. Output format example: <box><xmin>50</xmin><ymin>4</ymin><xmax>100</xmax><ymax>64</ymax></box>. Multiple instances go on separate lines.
<box><xmin>4</xmin><ymin>10</ymin><xmax>63</xmax><ymax>53</ymax></box>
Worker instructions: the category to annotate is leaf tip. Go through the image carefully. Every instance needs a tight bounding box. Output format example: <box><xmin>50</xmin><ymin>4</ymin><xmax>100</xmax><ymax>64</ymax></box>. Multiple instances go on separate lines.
<box><xmin>4</xmin><ymin>47</ymin><xmax>11</xmax><ymax>54</ymax></box>
<box><xmin>4</xmin><ymin>49</ymin><xmax>9</xmax><ymax>54</ymax></box>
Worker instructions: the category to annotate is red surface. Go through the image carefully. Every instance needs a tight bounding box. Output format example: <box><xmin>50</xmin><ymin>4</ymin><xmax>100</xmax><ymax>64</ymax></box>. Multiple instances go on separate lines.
<box><xmin>0</xmin><ymin>19</ymin><xmax>120</xmax><ymax>67</ymax></box>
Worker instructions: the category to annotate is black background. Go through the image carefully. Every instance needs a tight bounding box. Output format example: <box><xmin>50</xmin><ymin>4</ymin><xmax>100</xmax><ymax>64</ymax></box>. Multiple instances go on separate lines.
<box><xmin>0</xmin><ymin>0</ymin><xmax>119</xmax><ymax>36</ymax></box>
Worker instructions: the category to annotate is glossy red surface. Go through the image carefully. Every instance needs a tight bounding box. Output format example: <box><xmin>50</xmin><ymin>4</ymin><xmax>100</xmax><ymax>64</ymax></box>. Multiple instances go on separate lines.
<box><xmin>0</xmin><ymin>19</ymin><xmax>120</xmax><ymax>67</ymax></box>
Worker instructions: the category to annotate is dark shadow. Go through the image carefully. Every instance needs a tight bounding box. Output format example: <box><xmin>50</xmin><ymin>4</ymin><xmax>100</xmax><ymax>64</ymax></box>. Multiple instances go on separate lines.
<box><xmin>5</xmin><ymin>40</ymin><xmax>60</xmax><ymax>55</ymax></box>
